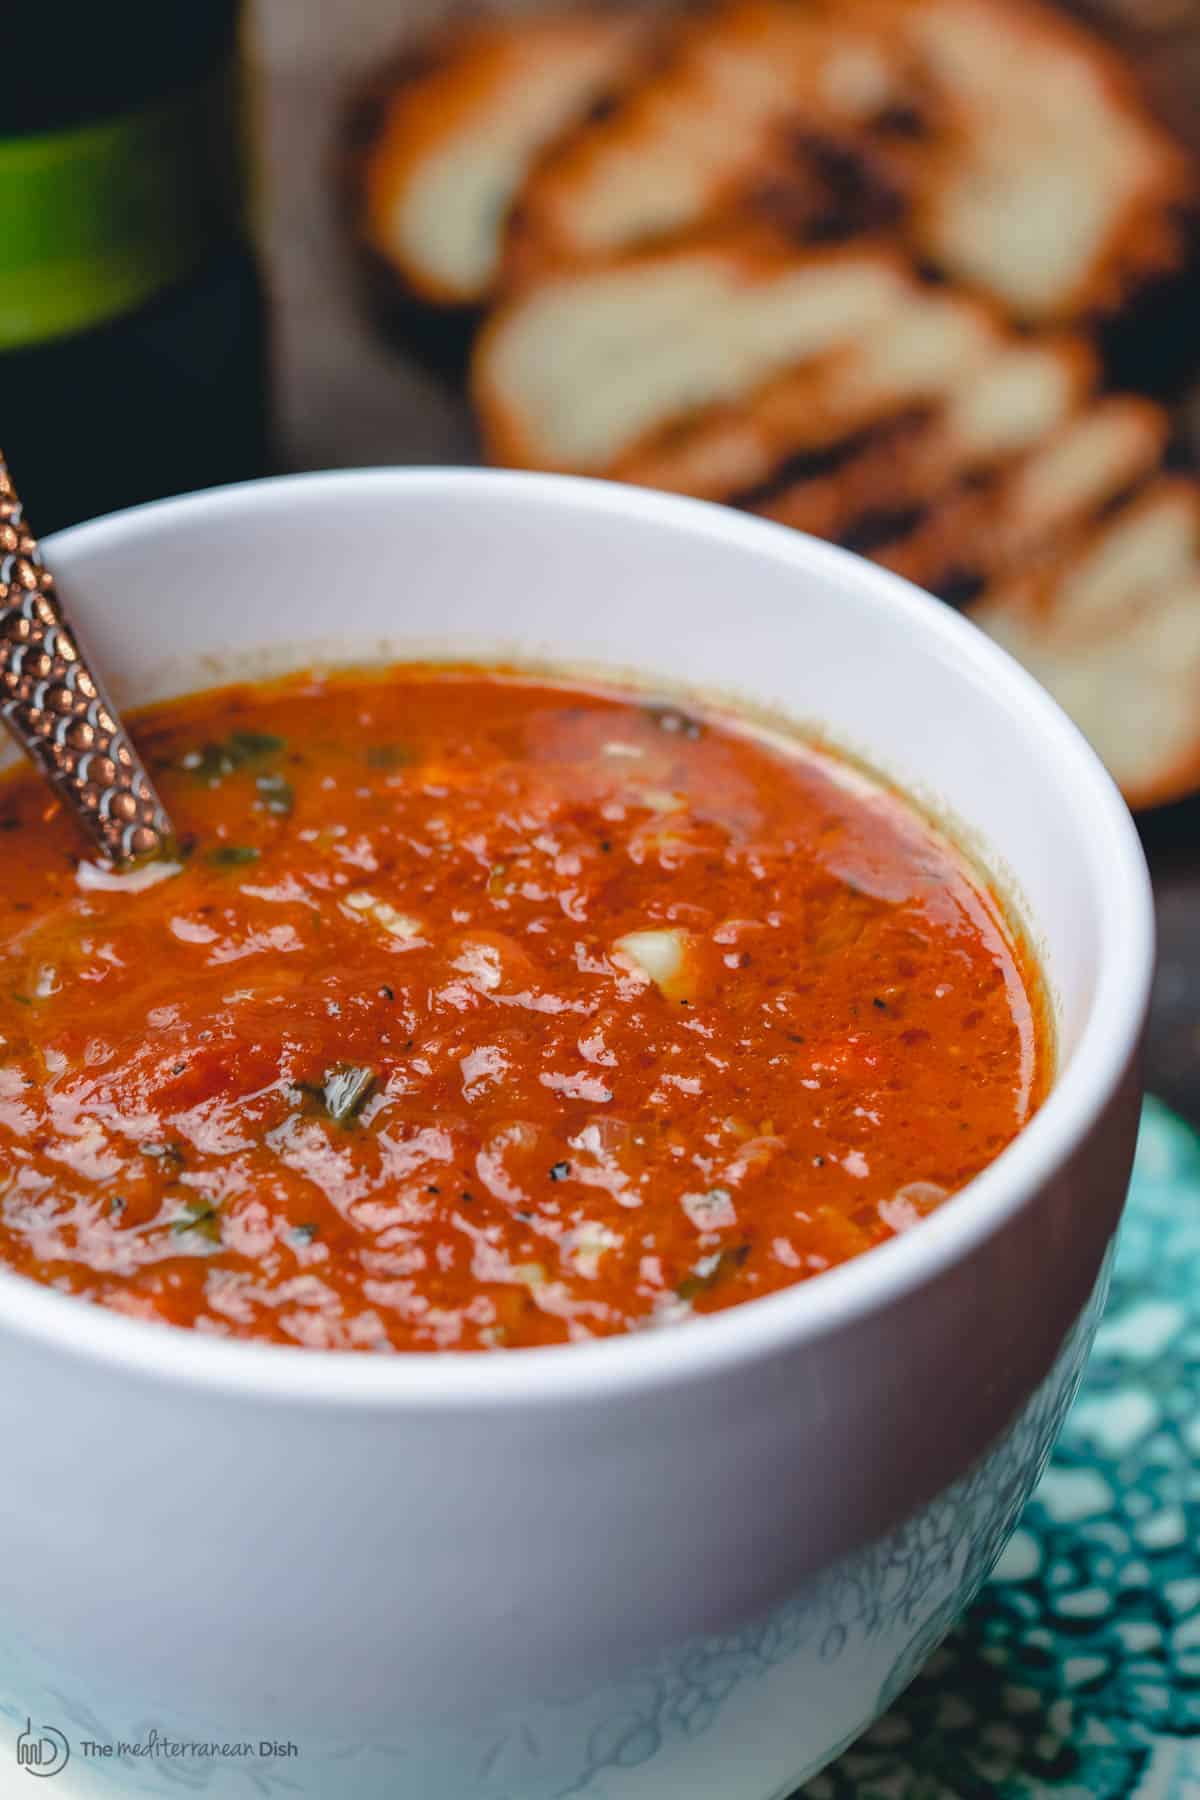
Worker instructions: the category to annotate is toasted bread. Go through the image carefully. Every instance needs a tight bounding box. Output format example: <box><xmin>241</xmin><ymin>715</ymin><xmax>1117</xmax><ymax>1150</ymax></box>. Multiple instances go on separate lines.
<box><xmin>504</xmin><ymin>0</ymin><xmax>920</xmax><ymax>282</ymax></box>
<box><xmin>498</xmin><ymin>0</ymin><xmax>1193</xmax><ymax>323</ymax></box>
<box><xmin>473</xmin><ymin>235</ymin><xmax>915</xmax><ymax>473</ymax></box>
<box><xmin>754</xmin><ymin>336</ymin><xmax>1098</xmax><ymax>542</ymax></box>
<box><xmin>905</xmin><ymin>0</ymin><xmax>1194</xmax><ymax>321</ymax></box>
<box><xmin>973</xmin><ymin>479</ymin><xmax>1200</xmax><ymax>808</ymax></box>
<box><xmin>357</xmin><ymin>12</ymin><xmax>650</xmax><ymax>310</ymax></box>
<box><xmin>616</xmin><ymin>284</ymin><xmax>1023</xmax><ymax>498</ymax></box>
<box><xmin>878</xmin><ymin>394</ymin><xmax>1169</xmax><ymax>593</ymax></box>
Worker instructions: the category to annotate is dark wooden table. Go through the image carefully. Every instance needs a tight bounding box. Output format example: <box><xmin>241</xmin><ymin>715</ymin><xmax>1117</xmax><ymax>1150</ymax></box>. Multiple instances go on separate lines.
<box><xmin>1146</xmin><ymin>848</ymin><xmax>1200</xmax><ymax>1126</ymax></box>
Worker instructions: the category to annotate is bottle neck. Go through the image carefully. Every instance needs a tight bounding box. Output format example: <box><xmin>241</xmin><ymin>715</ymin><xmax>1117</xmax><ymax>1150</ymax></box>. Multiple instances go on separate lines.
<box><xmin>3</xmin><ymin>2</ymin><xmax>242</xmax><ymax>136</ymax></box>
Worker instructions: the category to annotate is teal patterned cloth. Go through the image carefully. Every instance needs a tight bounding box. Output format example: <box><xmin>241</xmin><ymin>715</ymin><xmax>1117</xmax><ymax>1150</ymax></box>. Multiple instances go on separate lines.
<box><xmin>804</xmin><ymin>1097</ymin><xmax>1200</xmax><ymax>1800</ymax></box>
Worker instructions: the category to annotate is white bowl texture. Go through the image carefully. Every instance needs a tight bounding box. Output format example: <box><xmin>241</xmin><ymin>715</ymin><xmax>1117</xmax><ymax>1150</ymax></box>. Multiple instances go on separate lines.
<box><xmin>0</xmin><ymin>471</ymin><xmax>1153</xmax><ymax>1799</ymax></box>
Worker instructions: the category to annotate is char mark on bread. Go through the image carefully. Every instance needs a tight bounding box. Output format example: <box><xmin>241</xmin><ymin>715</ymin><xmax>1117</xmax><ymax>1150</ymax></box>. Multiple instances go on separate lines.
<box><xmin>503</xmin><ymin>1</ymin><xmax>922</xmax><ymax>284</ymax></box>
<box><xmin>876</xmin><ymin>393</ymin><xmax>1169</xmax><ymax>593</ymax></box>
<box><xmin>754</xmin><ymin>336</ymin><xmax>1097</xmax><ymax>538</ymax></box>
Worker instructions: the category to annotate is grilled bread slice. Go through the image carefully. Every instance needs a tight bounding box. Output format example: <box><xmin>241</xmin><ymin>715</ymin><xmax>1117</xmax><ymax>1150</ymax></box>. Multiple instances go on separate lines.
<box><xmin>905</xmin><ymin>0</ymin><xmax>1194</xmax><ymax>323</ymax></box>
<box><xmin>504</xmin><ymin>0</ymin><xmax>920</xmax><ymax>282</ymax></box>
<box><xmin>497</xmin><ymin>0</ymin><xmax>1192</xmax><ymax>329</ymax></box>
<box><xmin>615</xmin><ymin>286</ymin><xmax>1013</xmax><ymax>497</ymax></box>
<box><xmin>356</xmin><ymin>12</ymin><xmax>650</xmax><ymax>311</ymax></box>
<box><xmin>973</xmin><ymin>479</ymin><xmax>1200</xmax><ymax>808</ymax></box>
<box><xmin>473</xmin><ymin>235</ymin><xmax>917</xmax><ymax>474</ymax></box>
<box><xmin>877</xmin><ymin>394</ymin><xmax>1169</xmax><ymax>594</ymax></box>
<box><xmin>755</xmin><ymin>336</ymin><xmax>1098</xmax><ymax>546</ymax></box>
<box><xmin>612</xmin><ymin>292</ymin><xmax>1093</xmax><ymax>501</ymax></box>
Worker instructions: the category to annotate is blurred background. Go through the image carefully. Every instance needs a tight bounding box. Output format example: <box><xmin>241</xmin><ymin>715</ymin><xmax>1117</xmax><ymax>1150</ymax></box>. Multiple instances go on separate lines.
<box><xmin>6</xmin><ymin>0</ymin><xmax>1200</xmax><ymax>1112</ymax></box>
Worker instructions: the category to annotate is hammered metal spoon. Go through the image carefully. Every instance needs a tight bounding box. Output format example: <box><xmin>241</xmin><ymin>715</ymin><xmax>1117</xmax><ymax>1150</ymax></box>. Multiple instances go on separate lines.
<box><xmin>0</xmin><ymin>449</ymin><xmax>172</xmax><ymax>866</ymax></box>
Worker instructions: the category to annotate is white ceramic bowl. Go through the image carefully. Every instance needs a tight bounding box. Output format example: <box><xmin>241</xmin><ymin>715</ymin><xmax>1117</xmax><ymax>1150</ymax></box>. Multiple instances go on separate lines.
<box><xmin>0</xmin><ymin>471</ymin><xmax>1152</xmax><ymax>1800</ymax></box>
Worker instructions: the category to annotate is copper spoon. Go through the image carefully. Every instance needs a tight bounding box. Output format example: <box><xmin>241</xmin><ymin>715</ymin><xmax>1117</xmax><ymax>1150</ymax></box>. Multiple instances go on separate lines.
<box><xmin>0</xmin><ymin>449</ymin><xmax>172</xmax><ymax>866</ymax></box>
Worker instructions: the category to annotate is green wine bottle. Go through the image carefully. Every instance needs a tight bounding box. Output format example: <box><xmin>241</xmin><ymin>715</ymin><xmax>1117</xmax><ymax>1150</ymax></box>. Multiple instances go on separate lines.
<box><xmin>2</xmin><ymin>1</ymin><xmax>270</xmax><ymax>534</ymax></box>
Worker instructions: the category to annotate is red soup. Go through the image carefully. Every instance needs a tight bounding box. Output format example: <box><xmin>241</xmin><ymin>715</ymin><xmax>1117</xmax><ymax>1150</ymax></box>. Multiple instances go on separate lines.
<box><xmin>0</xmin><ymin>667</ymin><xmax>1048</xmax><ymax>1350</ymax></box>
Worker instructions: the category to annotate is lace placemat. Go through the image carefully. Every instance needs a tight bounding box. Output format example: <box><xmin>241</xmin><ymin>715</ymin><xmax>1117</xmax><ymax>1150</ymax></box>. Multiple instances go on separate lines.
<box><xmin>804</xmin><ymin>1097</ymin><xmax>1200</xmax><ymax>1799</ymax></box>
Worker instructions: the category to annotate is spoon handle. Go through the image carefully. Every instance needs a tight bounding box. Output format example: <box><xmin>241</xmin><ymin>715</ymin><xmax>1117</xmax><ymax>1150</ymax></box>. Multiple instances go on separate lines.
<box><xmin>0</xmin><ymin>451</ymin><xmax>172</xmax><ymax>865</ymax></box>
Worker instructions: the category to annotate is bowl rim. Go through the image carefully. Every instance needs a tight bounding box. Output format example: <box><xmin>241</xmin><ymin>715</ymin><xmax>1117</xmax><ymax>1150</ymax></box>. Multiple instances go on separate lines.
<box><xmin>0</xmin><ymin>466</ymin><xmax>1154</xmax><ymax>1410</ymax></box>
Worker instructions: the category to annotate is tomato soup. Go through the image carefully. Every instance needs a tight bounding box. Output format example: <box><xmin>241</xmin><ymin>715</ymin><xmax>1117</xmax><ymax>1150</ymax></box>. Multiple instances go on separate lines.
<box><xmin>0</xmin><ymin>667</ymin><xmax>1048</xmax><ymax>1350</ymax></box>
